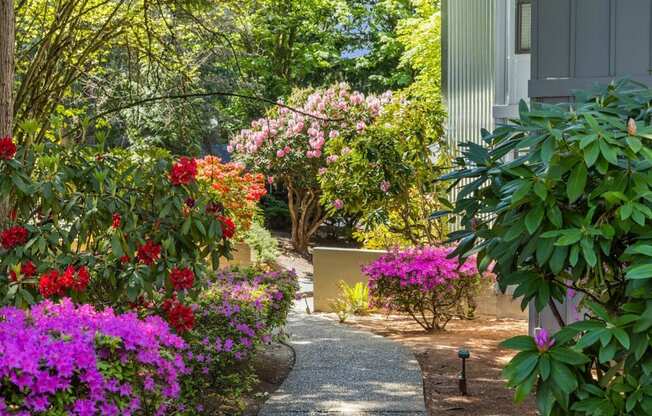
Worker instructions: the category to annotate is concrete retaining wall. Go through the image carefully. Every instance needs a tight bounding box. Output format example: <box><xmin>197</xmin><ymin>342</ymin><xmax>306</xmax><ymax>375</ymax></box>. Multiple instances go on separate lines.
<box><xmin>313</xmin><ymin>247</ymin><xmax>386</xmax><ymax>312</ymax></box>
<box><xmin>220</xmin><ymin>242</ymin><xmax>253</xmax><ymax>268</ymax></box>
<box><xmin>313</xmin><ymin>246</ymin><xmax>527</xmax><ymax>320</ymax></box>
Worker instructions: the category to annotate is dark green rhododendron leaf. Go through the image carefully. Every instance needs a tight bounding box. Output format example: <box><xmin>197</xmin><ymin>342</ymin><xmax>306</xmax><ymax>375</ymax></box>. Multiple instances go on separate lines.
<box><xmin>567</xmin><ymin>163</ymin><xmax>588</xmax><ymax>203</ymax></box>
<box><xmin>626</xmin><ymin>264</ymin><xmax>652</xmax><ymax>280</ymax></box>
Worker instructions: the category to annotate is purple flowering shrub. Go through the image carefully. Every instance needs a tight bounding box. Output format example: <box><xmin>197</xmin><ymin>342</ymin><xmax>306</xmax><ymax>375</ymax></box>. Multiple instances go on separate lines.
<box><xmin>0</xmin><ymin>298</ymin><xmax>187</xmax><ymax>415</ymax></box>
<box><xmin>362</xmin><ymin>246</ymin><xmax>490</xmax><ymax>331</ymax></box>
<box><xmin>178</xmin><ymin>266</ymin><xmax>298</xmax><ymax>413</ymax></box>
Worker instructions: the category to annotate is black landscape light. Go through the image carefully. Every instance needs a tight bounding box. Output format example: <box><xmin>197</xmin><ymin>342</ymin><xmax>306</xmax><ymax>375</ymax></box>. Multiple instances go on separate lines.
<box><xmin>458</xmin><ymin>348</ymin><xmax>470</xmax><ymax>395</ymax></box>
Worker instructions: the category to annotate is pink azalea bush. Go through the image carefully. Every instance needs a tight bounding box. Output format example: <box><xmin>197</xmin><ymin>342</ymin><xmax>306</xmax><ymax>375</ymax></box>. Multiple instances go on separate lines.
<box><xmin>0</xmin><ymin>298</ymin><xmax>187</xmax><ymax>415</ymax></box>
<box><xmin>178</xmin><ymin>267</ymin><xmax>299</xmax><ymax>412</ymax></box>
<box><xmin>363</xmin><ymin>246</ymin><xmax>490</xmax><ymax>331</ymax></box>
<box><xmin>229</xmin><ymin>83</ymin><xmax>392</xmax><ymax>252</ymax></box>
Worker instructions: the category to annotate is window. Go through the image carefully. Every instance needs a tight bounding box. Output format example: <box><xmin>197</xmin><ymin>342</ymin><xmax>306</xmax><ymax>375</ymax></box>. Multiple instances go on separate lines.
<box><xmin>516</xmin><ymin>0</ymin><xmax>532</xmax><ymax>54</ymax></box>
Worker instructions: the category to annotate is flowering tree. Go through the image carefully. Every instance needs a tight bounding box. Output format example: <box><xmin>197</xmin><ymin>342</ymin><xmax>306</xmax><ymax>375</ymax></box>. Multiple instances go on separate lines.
<box><xmin>362</xmin><ymin>246</ymin><xmax>488</xmax><ymax>331</ymax></box>
<box><xmin>230</xmin><ymin>83</ymin><xmax>391</xmax><ymax>253</ymax></box>
<box><xmin>320</xmin><ymin>92</ymin><xmax>449</xmax><ymax>248</ymax></box>
<box><xmin>444</xmin><ymin>82</ymin><xmax>652</xmax><ymax>415</ymax></box>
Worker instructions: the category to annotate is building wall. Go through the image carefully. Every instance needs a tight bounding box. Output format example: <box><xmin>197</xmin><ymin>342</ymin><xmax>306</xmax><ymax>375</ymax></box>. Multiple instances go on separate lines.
<box><xmin>530</xmin><ymin>0</ymin><xmax>652</xmax><ymax>100</ymax></box>
<box><xmin>442</xmin><ymin>0</ymin><xmax>496</xmax><ymax>176</ymax></box>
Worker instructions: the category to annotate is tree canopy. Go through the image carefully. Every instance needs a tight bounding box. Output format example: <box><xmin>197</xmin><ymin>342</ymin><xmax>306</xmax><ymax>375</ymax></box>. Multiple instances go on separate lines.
<box><xmin>4</xmin><ymin>0</ymin><xmax>440</xmax><ymax>153</ymax></box>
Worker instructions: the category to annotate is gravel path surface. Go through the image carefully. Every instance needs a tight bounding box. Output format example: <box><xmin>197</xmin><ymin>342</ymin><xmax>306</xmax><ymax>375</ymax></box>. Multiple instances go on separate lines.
<box><xmin>261</xmin><ymin>237</ymin><xmax>426</xmax><ymax>415</ymax></box>
<box><xmin>259</xmin><ymin>301</ymin><xmax>426</xmax><ymax>415</ymax></box>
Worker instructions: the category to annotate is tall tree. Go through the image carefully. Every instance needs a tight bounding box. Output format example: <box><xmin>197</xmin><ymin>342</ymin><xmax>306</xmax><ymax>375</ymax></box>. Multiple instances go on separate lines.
<box><xmin>0</xmin><ymin>0</ymin><xmax>13</xmax><ymax>137</ymax></box>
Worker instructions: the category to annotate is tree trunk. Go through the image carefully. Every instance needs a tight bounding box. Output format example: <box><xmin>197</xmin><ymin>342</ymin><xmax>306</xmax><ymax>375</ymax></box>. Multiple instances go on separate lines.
<box><xmin>0</xmin><ymin>0</ymin><xmax>14</xmax><ymax>229</ymax></box>
<box><xmin>0</xmin><ymin>0</ymin><xmax>14</xmax><ymax>138</ymax></box>
<box><xmin>286</xmin><ymin>180</ymin><xmax>326</xmax><ymax>255</ymax></box>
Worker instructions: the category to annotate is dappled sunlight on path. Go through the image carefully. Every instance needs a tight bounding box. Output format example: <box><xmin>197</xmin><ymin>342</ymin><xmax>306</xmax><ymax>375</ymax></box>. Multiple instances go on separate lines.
<box><xmin>259</xmin><ymin>302</ymin><xmax>427</xmax><ymax>415</ymax></box>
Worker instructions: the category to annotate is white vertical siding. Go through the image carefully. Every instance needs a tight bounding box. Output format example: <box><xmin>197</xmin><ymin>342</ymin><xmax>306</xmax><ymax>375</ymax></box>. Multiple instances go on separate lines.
<box><xmin>444</xmin><ymin>0</ymin><xmax>496</xmax><ymax>170</ymax></box>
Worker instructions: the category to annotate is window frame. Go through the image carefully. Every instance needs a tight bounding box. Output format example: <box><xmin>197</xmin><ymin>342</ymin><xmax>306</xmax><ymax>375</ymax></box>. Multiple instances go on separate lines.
<box><xmin>515</xmin><ymin>0</ymin><xmax>532</xmax><ymax>54</ymax></box>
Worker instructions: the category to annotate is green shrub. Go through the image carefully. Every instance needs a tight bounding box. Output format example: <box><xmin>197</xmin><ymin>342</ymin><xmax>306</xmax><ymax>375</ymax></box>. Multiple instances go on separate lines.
<box><xmin>260</xmin><ymin>194</ymin><xmax>291</xmax><ymax>231</ymax></box>
<box><xmin>329</xmin><ymin>281</ymin><xmax>370</xmax><ymax>322</ymax></box>
<box><xmin>320</xmin><ymin>93</ymin><xmax>450</xmax><ymax>248</ymax></box>
<box><xmin>444</xmin><ymin>80</ymin><xmax>652</xmax><ymax>415</ymax></box>
<box><xmin>0</xmin><ymin>138</ymin><xmax>231</xmax><ymax>311</ymax></box>
<box><xmin>243</xmin><ymin>223</ymin><xmax>280</xmax><ymax>264</ymax></box>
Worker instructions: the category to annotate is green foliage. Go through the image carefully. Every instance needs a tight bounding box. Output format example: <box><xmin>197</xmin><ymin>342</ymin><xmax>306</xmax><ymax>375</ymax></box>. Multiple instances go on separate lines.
<box><xmin>0</xmin><ymin>137</ymin><xmax>230</xmax><ymax>309</ymax></box>
<box><xmin>330</xmin><ymin>296</ymin><xmax>352</xmax><ymax>323</ymax></box>
<box><xmin>243</xmin><ymin>222</ymin><xmax>280</xmax><ymax>264</ymax></box>
<box><xmin>352</xmin><ymin>223</ymin><xmax>413</xmax><ymax>250</ymax></box>
<box><xmin>445</xmin><ymin>80</ymin><xmax>652</xmax><ymax>415</ymax></box>
<box><xmin>397</xmin><ymin>0</ymin><xmax>441</xmax><ymax>100</ymax></box>
<box><xmin>320</xmin><ymin>91</ymin><xmax>449</xmax><ymax>248</ymax></box>
<box><xmin>228</xmin><ymin>0</ymin><xmax>414</xmax><ymax>99</ymax></box>
<box><xmin>180</xmin><ymin>266</ymin><xmax>298</xmax><ymax>413</ymax></box>
<box><xmin>260</xmin><ymin>194</ymin><xmax>292</xmax><ymax>231</ymax></box>
<box><xmin>12</xmin><ymin>0</ymin><xmax>427</xmax><ymax>150</ymax></box>
<box><xmin>329</xmin><ymin>281</ymin><xmax>370</xmax><ymax>323</ymax></box>
<box><xmin>329</xmin><ymin>281</ymin><xmax>370</xmax><ymax>322</ymax></box>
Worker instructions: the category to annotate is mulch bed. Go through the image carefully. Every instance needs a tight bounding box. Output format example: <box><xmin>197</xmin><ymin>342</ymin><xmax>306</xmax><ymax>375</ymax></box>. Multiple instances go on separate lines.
<box><xmin>324</xmin><ymin>313</ymin><xmax>537</xmax><ymax>416</ymax></box>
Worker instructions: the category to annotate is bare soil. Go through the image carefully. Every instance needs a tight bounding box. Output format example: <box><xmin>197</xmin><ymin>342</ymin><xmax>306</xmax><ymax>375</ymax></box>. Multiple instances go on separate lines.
<box><xmin>323</xmin><ymin>313</ymin><xmax>537</xmax><ymax>416</ymax></box>
<box><xmin>242</xmin><ymin>341</ymin><xmax>295</xmax><ymax>415</ymax></box>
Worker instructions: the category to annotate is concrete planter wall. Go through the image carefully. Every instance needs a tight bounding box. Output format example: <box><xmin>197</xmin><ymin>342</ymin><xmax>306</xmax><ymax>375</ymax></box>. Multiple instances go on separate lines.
<box><xmin>220</xmin><ymin>242</ymin><xmax>253</xmax><ymax>268</ymax></box>
<box><xmin>313</xmin><ymin>246</ymin><xmax>527</xmax><ymax>320</ymax></box>
<box><xmin>313</xmin><ymin>247</ymin><xmax>386</xmax><ymax>312</ymax></box>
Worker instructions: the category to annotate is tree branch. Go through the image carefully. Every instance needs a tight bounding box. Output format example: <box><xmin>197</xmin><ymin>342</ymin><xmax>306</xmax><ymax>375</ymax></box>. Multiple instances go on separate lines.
<box><xmin>67</xmin><ymin>91</ymin><xmax>342</xmax><ymax>137</ymax></box>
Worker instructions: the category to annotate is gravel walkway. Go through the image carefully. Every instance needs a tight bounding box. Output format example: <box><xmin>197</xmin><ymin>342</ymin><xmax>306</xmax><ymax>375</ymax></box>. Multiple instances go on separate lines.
<box><xmin>259</xmin><ymin>300</ymin><xmax>427</xmax><ymax>416</ymax></box>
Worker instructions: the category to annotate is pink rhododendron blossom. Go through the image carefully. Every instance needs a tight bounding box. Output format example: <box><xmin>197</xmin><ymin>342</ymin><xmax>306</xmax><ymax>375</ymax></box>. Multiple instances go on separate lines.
<box><xmin>332</xmin><ymin>199</ymin><xmax>344</xmax><ymax>209</ymax></box>
<box><xmin>380</xmin><ymin>180</ymin><xmax>391</xmax><ymax>193</ymax></box>
<box><xmin>534</xmin><ymin>328</ymin><xmax>555</xmax><ymax>352</ymax></box>
<box><xmin>229</xmin><ymin>84</ymin><xmax>388</xmax><ymax>174</ymax></box>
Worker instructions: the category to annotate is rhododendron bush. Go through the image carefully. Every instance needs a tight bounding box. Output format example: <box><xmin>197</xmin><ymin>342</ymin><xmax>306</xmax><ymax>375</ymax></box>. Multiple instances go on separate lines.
<box><xmin>0</xmin><ymin>299</ymin><xmax>187</xmax><ymax>415</ymax></box>
<box><xmin>362</xmin><ymin>246</ymin><xmax>489</xmax><ymax>331</ymax></box>
<box><xmin>443</xmin><ymin>83</ymin><xmax>652</xmax><ymax>415</ymax></box>
<box><xmin>230</xmin><ymin>83</ymin><xmax>391</xmax><ymax>252</ymax></box>
<box><xmin>320</xmin><ymin>94</ymin><xmax>450</xmax><ymax>248</ymax></box>
<box><xmin>196</xmin><ymin>156</ymin><xmax>267</xmax><ymax>236</ymax></box>
<box><xmin>0</xmin><ymin>137</ymin><xmax>234</xmax><ymax>312</ymax></box>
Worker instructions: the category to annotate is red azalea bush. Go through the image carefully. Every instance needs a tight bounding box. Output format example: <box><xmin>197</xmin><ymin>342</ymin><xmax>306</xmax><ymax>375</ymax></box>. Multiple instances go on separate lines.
<box><xmin>38</xmin><ymin>266</ymin><xmax>90</xmax><ymax>298</ymax></box>
<box><xmin>362</xmin><ymin>246</ymin><xmax>491</xmax><ymax>330</ymax></box>
<box><xmin>170</xmin><ymin>157</ymin><xmax>198</xmax><ymax>186</ymax></box>
<box><xmin>0</xmin><ymin>136</ymin><xmax>16</xmax><ymax>160</ymax></box>
<box><xmin>0</xmin><ymin>226</ymin><xmax>28</xmax><ymax>250</ymax></box>
<box><xmin>170</xmin><ymin>267</ymin><xmax>195</xmax><ymax>291</ymax></box>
